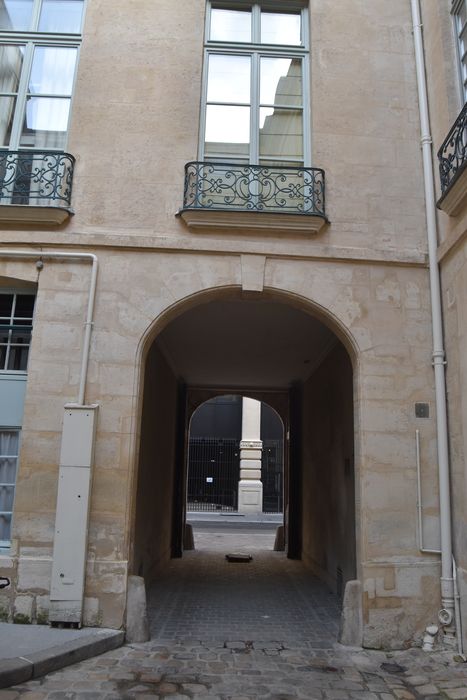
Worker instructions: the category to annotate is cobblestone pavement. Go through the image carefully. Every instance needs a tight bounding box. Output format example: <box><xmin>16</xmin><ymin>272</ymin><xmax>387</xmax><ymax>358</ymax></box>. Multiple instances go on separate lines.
<box><xmin>4</xmin><ymin>527</ymin><xmax>467</xmax><ymax>699</ymax></box>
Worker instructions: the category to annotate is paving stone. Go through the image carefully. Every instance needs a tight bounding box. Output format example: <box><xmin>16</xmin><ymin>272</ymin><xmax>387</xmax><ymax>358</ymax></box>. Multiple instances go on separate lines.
<box><xmin>444</xmin><ymin>691</ymin><xmax>467</xmax><ymax>699</ymax></box>
<box><xmin>4</xmin><ymin>531</ymin><xmax>467</xmax><ymax>700</ymax></box>
<box><xmin>415</xmin><ymin>685</ymin><xmax>441</xmax><ymax>695</ymax></box>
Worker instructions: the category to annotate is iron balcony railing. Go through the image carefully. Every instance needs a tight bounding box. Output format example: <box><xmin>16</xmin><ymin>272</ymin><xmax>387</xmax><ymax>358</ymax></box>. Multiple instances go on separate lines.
<box><xmin>438</xmin><ymin>102</ymin><xmax>467</xmax><ymax>196</ymax></box>
<box><xmin>182</xmin><ymin>161</ymin><xmax>326</xmax><ymax>217</ymax></box>
<box><xmin>0</xmin><ymin>150</ymin><xmax>75</xmax><ymax>208</ymax></box>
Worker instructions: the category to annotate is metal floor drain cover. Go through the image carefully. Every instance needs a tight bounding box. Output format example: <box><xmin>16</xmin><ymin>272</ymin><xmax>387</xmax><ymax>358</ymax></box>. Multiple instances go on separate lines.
<box><xmin>226</xmin><ymin>553</ymin><xmax>253</xmax><ymax>562</ymax></box>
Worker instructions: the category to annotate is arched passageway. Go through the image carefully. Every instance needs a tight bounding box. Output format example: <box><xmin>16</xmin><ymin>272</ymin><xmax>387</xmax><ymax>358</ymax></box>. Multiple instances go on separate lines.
<box><xmin>187</xmin><ymin>395</ymin><xmax>284</xmax><ymax>517</ymax></box>
<box><xmin>131</xmin><ymin>292</ymin><xmax>357</xmax><ymax>613</ymax></box>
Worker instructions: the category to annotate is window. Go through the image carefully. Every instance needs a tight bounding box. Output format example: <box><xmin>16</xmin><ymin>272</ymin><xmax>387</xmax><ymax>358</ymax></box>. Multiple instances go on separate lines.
<box><xmin>0</xmin><ymin>0</ymin><xmax>84</xmax><ymax>151</ymax></box>
<box><xmin>453</xmin><ymin>0</ymin><xmax>467</xmax><ymax>103</ymax></box>
<box><xmin>201</xmin><ymin>2</ymin><xmax>309</xmax><ymax>167</ymax></box>
<box><xmin>0</xmin><ymin>292</ymin><xmax>35</xmax><ymax>371</ymax></box>
<box><xmin>0</xmin><ymin>429</ymin><xmax>19</xmax><ymax>547</ymax></box>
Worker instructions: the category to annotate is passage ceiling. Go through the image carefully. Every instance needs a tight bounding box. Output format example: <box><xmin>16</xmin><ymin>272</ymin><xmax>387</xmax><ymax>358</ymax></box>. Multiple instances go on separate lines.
<box><xmin>156</xmin><ymin>299</ymin><xmax>339</xmax><ymax>388</ymax></box>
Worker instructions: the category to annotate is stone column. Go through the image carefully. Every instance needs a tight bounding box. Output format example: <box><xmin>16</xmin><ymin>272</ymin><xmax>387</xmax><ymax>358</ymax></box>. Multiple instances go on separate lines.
<box><xmin>238</xmin><ymin>397</ymin><xmax>263</xmax><ymax>514</ymax></box>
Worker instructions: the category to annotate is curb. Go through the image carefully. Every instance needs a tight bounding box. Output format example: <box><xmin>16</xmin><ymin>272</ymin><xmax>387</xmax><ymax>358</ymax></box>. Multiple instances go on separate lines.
<box><xmin>0</xmin><ymin>629</ymin><xmax>125</xmax><ymax>689</ymax></box>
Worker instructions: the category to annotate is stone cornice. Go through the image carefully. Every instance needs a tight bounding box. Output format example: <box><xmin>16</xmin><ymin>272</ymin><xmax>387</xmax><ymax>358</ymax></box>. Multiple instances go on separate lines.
<box><xmin>0</xmin><ymin>231</ymin><xmax>428</xmax><ymax>267</ymax></box>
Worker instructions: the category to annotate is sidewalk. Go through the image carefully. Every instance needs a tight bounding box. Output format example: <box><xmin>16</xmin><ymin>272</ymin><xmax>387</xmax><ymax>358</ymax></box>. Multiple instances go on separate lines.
<box><xmin>0</xmin><ymin>623</ymin><xmax>123</xmax><ymax>689</ymax></box>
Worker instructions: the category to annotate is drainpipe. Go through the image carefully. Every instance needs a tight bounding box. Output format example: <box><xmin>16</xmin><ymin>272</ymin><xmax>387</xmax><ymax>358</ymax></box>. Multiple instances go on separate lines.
<box><xmin>410</xmin><ymin>1</ymin><xmax>456</xmax><ymax>640</ymax></box>
<box><xmin>0</xmin><ymin>249</ymin><xmax>98</xmax><ymax>405</ymax></box>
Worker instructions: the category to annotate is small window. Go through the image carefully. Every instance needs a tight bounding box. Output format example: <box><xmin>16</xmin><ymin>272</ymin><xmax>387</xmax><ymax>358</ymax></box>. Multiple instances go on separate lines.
<box><xmin>0</xmin><ymin>429</ymin><xmax>19</xmax><ymax>547</ymax></box>
<box><xmin>0</xmin><ymin>292</ymin><xmax>35</xmax><ymax>372</ymax></box>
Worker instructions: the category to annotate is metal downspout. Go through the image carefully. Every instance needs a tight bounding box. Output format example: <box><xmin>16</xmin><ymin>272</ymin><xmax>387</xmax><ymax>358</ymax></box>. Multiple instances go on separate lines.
<box><xmin>0</xmin><ymin>249</ymin><xmax>98</xmax><ymax>406</ymax></box>
<box><xmin>410</xmin><ymin>0</ymin><xmax>456</xmax><ymax>639</ymax></box>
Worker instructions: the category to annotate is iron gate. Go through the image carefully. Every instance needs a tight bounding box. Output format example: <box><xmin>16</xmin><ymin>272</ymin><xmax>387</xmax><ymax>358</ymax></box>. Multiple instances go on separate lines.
<box><xmin>262</xmin><ymin>439</ymin><xmax>283</xmax><ymax>513</ymax></box>
<box><xmin>187</xmin><ymin>438</ymin><xmax>240</xmax><ymax>512</ymax></box>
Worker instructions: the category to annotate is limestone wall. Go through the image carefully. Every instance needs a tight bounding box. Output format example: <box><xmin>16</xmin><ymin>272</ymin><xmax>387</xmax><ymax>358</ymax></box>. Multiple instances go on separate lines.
<box><xmin>301</xmin><ymin>342</ymin><xmax>355</xmax><ymax>594</ymax></box>
<box><xmin>421</xmin><ymin>0</ymin><xmax>467</xmax><ymax>651</ymax></box>
<box><xmin>133</xmin><ymin>343</ymin><xmax>178</xmax><ymax>584</ymax></box>
<box><xmin>0</xmin><ymin>0</ymin><xmax>452</xmax><ymax>648</ymax></box>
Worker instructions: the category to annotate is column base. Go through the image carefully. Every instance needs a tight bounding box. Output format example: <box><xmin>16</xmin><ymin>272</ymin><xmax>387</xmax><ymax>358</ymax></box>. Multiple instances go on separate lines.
<box><xmin>238</xmin><ymin>480</ymin><xmax>263</xmax><ymax>514</ymax></box>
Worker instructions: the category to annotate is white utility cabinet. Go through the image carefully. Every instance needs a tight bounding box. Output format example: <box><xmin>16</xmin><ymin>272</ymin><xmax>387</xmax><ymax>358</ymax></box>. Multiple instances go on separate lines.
<box><xmin>49</xmin><ymin>404</ymin><xmax>98</xmax><ymax>625</ymax></box>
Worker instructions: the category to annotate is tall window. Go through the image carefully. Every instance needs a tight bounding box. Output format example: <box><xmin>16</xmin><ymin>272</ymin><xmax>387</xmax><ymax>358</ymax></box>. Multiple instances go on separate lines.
<box><xmin>453</xmin><ymin>0</ymin><xmax>467</xmax><ymax>103</ymax></box>
<box><xmin>0</xmin><ymin>292</ymin><xmax>35</xmax><ymax>371</ymax></box>
<box><xmin>201</xmin><ymin>2</ymin><xmax>309</xmax><ymax>167</ymax></box>
<box><xmin>0</xmin><ymin>0</ymin><xmax>84</xmax><ymax>151</ymax></box>
<box><xmin>0</xmin><ymin>429</ymin><xmax>19</xmax><ymax>546</ymax></box>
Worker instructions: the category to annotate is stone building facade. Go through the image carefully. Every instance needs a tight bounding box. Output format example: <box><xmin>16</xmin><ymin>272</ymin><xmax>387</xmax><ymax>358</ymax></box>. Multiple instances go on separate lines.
<box><xmin>0</xmin><ymin>0</ymin><xmax>465</xmax><ymax>650</ymax></box>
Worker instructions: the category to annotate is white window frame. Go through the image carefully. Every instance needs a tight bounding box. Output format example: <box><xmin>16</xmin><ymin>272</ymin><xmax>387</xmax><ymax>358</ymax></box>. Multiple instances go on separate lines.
<box><xmin>199</xmin><ymin>1</ymin><xmax>311</xmax><ymax>166</ymax></box>
<box><xmin>0</xmin><ymin>427</ymin><xmax>20</xmax><ymax>549</ymax></box>
<box><xmin>452</xmin><ymin>0</ymin><xmax>467</xmax><ymax>105</ymax></box>
<box><xmin>0</xmin><ymin>0</ymin><xmax>85</xmax><ymax>153</ymax></box>
<box><xmin>0</xmin><ymin>290</ymin><xmax>35</xmax><ymax>374</ymax></box>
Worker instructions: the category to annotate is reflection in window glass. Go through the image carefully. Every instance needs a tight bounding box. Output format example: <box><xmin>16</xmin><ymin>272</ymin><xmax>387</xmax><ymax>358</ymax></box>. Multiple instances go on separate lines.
<box><xmin>210</xmin><ymin>7</ymin><xmax>251</xmax><ymax>42</ymax></box>
<box><xmin>38</xmin><ymin>0</ymin><xmax>84</xmax><ymax>33</ymax></box>
<box><xmin>259</xmin><ymin>107</ymin><xmax>303</xmax><ymax>160</ymax></box>
<box><xmin>0</xmin><ymin>44</ymin><xmax>24</xmax><ymax>93</ymax></box>
<box><xmin>21</xmin><ymin>95</ymin><xmax>70</xmax><ymax>147</ymax></box>
<box><xmin>0</xmin><ymin>0</ymin><xmax>33</xmax><ymax>31</ymax></box>
<box><xmin>207</xmin><ymin>54</ymin><xmax>251</xmax><ymax>104</ymax></box>
<box><xmin>0</xmin><ymin>95</ymin><xmax>17</xmax><ymax>146</ymax></box>
<box><xmin>260</xmin><ymin>58</ymin><xmax>302</xmax><ymax>107</ymax></box>
<box><xmin>261</xmin><ymin>12</ymin><xmax>301</xmax><ymax>46</ymax></box>
<box><xmin>29</xmin><ymin>46</ymin><xmax>77</xmax><ymax>95</ymax></box>
<box><xmin>205</xmin><ymin>104</ymin><xmax>250</xmax><ymax>157</ymax></box>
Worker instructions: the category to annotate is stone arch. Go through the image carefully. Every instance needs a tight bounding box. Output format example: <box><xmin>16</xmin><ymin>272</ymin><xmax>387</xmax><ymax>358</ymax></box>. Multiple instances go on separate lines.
<box><xmin>127</xmin><ymin>282</ymin><xmax>360</xmax><ymax>601</ymax></box>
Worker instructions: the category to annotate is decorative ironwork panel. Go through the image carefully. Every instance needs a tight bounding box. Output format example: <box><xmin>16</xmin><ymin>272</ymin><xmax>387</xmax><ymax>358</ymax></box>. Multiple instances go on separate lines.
<box><xmin>182</xmin><ymin>161</ymin><xmax>325</xmax><ymax>217</ymax></box>
<box><xmin>187</xmin><ymin>437</ymin><xmax>240</xmax><ymax>512</ymax></box>
<box><xmin>438</xmin><ymin>102</ymin><xmax>467</xmax><ymax>195</ymax></box>
<box><xmin>0</xmin><ymin>150</ymin><xmax>75</xmax><ymax>207</ymax></box>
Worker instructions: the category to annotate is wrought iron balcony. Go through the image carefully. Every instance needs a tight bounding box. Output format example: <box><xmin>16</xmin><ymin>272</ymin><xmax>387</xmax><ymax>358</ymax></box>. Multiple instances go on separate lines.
<box><xmin>178</xmin><ymin>161</ymin><xmax>327</xmax><ymax>234</ymax></box>
<box><xmin>437</xmin><ymin>103</ymin><xmax>467</xmax><ymax>215</ymax></box>
<box><xmin>0</xmin><ymin>150</ymin><xmax>75</xmax><ymax>225</ymax></box>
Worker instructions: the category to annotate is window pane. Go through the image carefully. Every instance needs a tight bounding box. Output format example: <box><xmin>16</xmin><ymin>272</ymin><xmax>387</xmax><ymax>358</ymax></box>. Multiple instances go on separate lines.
<box><xmin>207</xmin><ymin>54</ymin><xmax>250</xmax><ymax>104</ymax></box>
<box><xmin>39</xmin><ymin>0</ymin><xmax>84</xmax><ymax>33</ymax></box>
<box><xmin>7</xmin><ymin>333</ymin><xmax>30</xmax><ymax>370</ymax></box>
<box><xmin>0</xmin><ymin>513</ymin><xmax>12</xmax><ymax>542</ymax></box>
<box><xmin>0</xmin><ymin>485</ymin><xmax>14</xmax><ymax>511</ymax></box>
<box><xmin>0</xmin><ymin>0</ymin><xmax>33</xmax><ymax>31</ymax></box>
<box><xmin>29</xmin><ymin>47</ymin><xmax>77</xmax><ymax>95</ymax></box>
<box><xmin>0</xmin><ymin>431</ymin><xmax>18</xmax><ymax>479</ymax></box>
<box><xmin>0</xmin><ymin>96</ymin><xmax>16</xmax><ymax>146</ymax></box>
<box><xmin>205</xmin><ymin>105</ymin><xmax>250</xmax><ymax>157</ymax></box>
<box><xmin>0</xmin><ymin>458</ymin><xmax>17</xmax><ymax>483</ymax></box>
<box><xmin>457</xmin><ymin>4</ymin><xmax>467</xmax><ymax>33</ymax></box>
<box><xmin>259</xmin><ymin>107</ymin><xmax>303</xmax><ymax>160</ymax></box>
<box><xmin>260</xmin><ymin>58</ymin><xmax>302</xmax><ymax>107</ymax></box>
<box><xmin>261</xmin><ymin>12</ymin><xmax>301</xmax><ymax>45</ymax></box>
<box><xmin>20</xmin><ymin>96</ymin><xmax>70</xmax><ymax>147</ymax></box>
<box><xmin>210</xmin><ymin>8</ymin><xmax>251</xmax><ymax>43</ymax></box>
<box><xmin>14</xmin><ymin>294</ymin><xmax>34</xmax><ymax>320</ymax></box>
<box><xmin>0</xmin><ymin>44</ymin><xmax>24</xmax><ymax>93</ymax></box>
<box><xmin>0</xmin><ymin>295</ymin><xmax>13</xmax><ymax>319</ymax></box>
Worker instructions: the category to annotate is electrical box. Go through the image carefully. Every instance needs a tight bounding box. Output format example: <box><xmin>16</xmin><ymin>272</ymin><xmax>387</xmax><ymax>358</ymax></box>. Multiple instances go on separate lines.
<box><xmin>49</xmin><ymin>404</ymin><xmax>98</xmax><ymax>625</ymax></box>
